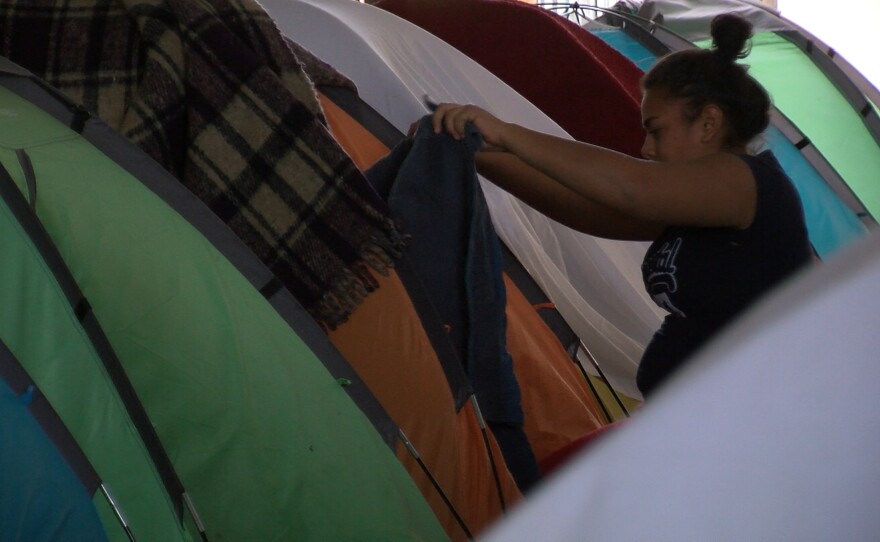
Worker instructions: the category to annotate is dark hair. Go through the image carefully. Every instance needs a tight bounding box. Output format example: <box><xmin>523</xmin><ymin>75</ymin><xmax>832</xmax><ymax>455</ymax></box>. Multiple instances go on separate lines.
<box><xmin>641</xmin><ymin>14</ymin><xmax>771</xmax><ymax>148</ymax></box>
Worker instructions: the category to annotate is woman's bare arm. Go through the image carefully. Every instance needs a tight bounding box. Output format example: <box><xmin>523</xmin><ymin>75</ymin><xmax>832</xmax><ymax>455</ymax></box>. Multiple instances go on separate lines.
<box><xmin>476</xmin><ymin>152</ymin><xmax>664</xmax><ymax>241</ymax></box>
<box><xmin>435</xmin><ymin>104</ymin><xmax>757</xmax><ymax>231</ymax></box>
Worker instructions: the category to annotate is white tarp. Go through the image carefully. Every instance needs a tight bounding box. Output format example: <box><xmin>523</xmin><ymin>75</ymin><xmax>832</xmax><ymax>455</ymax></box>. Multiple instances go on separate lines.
<box><xmin>263</xmin><ymin>0</ymin><xmax>666</xmax><ymax>398</ymax></box>
<box><xmin>482</xmin><ymin>232</ymin><xmax>880</xmax><ymax>541</ymax></box>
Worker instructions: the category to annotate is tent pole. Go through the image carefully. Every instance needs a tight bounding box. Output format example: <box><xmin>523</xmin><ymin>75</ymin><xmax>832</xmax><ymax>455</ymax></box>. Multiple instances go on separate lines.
<box><xmin>578</xmin><ymin>341</ymin><xmax>631</xmax><ymax>418</ymax></box>
<box><xmin>182</xmin><ymin>492</ymin><xmax>210</xmax><ymax>541</ymax></box>
<box><xmin>469</xmin><ymin>395</ymin><xmax>508</xmax><ymax>514</ymax></box>
<box><xmin>398</xmin><ymin>428</ymin><xmax>474</xmax><ymax>541</ymax></box>
<box><xmin>100</xmin><ymin>483</ymin><xmax>137</xmax><ymax>542</ymax></box>
<box><xmin>573</xmin><ymin>356</ymin><xmax>615</xmax><ymax>424</ymax></box>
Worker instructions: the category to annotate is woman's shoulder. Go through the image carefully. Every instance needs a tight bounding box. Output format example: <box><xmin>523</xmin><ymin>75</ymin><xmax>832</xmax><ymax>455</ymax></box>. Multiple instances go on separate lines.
<box><xmin>736</xmin><ymin>150</ymin><xmax>798</xmax><ymax>199</ymax></box>
<box><xmin>736</xmin><ymin>150</ymin><xmax>782</xmax><ymax>175</ymax></box>
<box><xmin>737</xmin><ymin>150</ymin><xmax>809</xmax><ymax>238</ymax></box>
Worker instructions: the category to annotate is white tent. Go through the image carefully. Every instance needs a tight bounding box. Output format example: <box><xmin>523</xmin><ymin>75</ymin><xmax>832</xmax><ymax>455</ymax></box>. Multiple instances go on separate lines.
<box><xmin>482</xmin><ymin>232</ymin><xmax>880</xmax><ymax>541</ymax></box>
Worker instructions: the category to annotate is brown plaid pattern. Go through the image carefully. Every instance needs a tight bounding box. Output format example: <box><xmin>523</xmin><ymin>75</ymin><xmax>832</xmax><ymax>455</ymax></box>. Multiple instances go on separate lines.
<box><xmin>0</xmin><ymin>0</ymin><xmax>405</xmax><ymax>326</ymax></box>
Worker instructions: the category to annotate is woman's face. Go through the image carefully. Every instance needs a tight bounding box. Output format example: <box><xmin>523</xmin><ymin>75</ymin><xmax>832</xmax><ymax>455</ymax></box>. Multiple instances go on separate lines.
<box><xmin>640</xmin><ymin>89</ymin><xmax>714</xmax><ymax>163</ymax></box>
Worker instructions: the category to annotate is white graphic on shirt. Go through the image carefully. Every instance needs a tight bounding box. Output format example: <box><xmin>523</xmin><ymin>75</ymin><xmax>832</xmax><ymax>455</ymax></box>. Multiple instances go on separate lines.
<box><xmin>646</xmin><ymin>237</ymin><xmax>686</xmax><ymax>317</ymax></box>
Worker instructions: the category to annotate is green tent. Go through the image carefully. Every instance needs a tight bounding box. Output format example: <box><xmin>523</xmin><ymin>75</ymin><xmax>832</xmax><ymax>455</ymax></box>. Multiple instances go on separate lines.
<box><xmin>0</xmin><ymin>76</ymin><xmax>200</xmax><ymax>541</ymax></box>
<box><xmin>0</xmin><ymin>57</ymin><xmax>446</xmax><ymax>541</ymax></box>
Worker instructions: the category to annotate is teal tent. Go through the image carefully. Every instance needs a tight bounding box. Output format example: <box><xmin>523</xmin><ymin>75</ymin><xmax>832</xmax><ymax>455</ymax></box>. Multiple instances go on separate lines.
<box><xmin>0</xmin><ymin>343</ymin><xmax>108</xmax><ymax>541</ymax></box>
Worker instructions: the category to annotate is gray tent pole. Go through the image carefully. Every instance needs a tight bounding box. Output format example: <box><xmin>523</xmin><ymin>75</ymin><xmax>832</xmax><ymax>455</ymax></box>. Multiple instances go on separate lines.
<box><xmin>536</xmin><ymin>1</ymin><xmax>603</xmax><ymax>25</ymax></box>
<box><xmin>572</xmin><ymin>356</ymin><xmax>615</xmax><ymax>424</ymax></box>
<box><xmin>470</xmin><ymin>395</ymin><xmax>508</xmax><ymax>514</ymax></box>
<box><xmin>100</xmin><ymin>484</ymin><xmax>137</xmax><ymax>542</ymax></box>
<box><xmin>578</xmin><ymin>341</ymin><xmax>631</xmax><ymax>418</ymax></box>
<box><xmin>182</xmin><ymin>492</ymin><xmax>210</xmax><ymax>542</ymax></box>
<box><xmin>398</xmin><ymin>428</ymin><xmax>474</xmax><ymax>541</ymax></box>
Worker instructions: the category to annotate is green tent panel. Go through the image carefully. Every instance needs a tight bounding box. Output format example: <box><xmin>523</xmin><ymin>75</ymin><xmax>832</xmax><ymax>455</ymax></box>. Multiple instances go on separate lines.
<box><xmin>696</xmin><ymin>31</ymin><xmax>880</xmax><ymax>221</ymax></box>
<box><xmin>0</xmin><ymin>70</ymin><xmax>446</xmax><ymax>540</ymax></box>
<box><xmin>0</xmin><ymin>156</ymin><xmax>196</xmax><ymax>540</ymax></box>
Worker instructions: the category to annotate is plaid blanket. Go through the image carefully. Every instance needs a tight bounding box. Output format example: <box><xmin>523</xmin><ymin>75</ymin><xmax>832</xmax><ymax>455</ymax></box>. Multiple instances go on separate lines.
<box><xmin>0</xmin><ymin>0</ymin><xmax>405</xmax><ymax>327</ymax></box>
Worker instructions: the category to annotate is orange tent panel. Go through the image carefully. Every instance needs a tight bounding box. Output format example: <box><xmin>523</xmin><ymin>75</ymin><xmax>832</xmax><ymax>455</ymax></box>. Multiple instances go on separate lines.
<box><xmin>321</xmin><ymin>91</ymin><xmax>521</xmax><ymax>538</ymax></box>
<box><xmin>504</xmin><ymin>275</ymin><xmax>606</xmax><ymax>463</ymax></box>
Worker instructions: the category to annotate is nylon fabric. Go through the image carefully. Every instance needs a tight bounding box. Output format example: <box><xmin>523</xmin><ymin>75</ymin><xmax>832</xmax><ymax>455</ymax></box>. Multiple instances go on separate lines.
<box><xmin>0</xmin><ymin>362</ymin><xmax>109</xmax><ymax>541</ymax></box>
<box><xmin>319</xmin><ymin>92</ymin><xmax>392</xmax><ymax>171</ymax></box>
<box><xmin>0</xmin><ymin>77</ymin><xmax>446</xmax><ymax>541</ymax></box>
<box><xmin>377</xmin><ymin>0</ymin><xmax>646</xmax><ymax>156</ymax></box>
<box><xmin>0</xmin><ymin>121</ymin><xmax>193</xmax><ymax>541</ymax></box>
<box><xmin>503</xmin><ymin>275</ymin><xmax>605</xmax><ymax>463</ymax></box>
<box><xmin>729</xmin><ymin>32</ymin><xmax>880</xmax><ymax>220</ymax></box>
<box><xmin>329</xmin><ymin>271</ymin><xmax>521</xmax><ymax>540</ymax></box>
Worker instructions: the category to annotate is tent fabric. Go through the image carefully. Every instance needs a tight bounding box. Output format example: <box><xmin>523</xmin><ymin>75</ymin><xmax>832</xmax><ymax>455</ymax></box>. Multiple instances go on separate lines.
<box><xmin>729</xmin><ymin>31</ymin><xmax>880</xmax><ymax>221</ymax></box>
<box><xmin>376</xmin><ymin>0</ymin><xmax>646</xmax><ymax>158</ymax></box>
<box><xmin>635</xmin><ymin>0</ymin><xmax>790</xmax><ymax>41</ymax></box>
<box><xmin>327</xmin><ymin>270</ymin><xmax>521</xmax><ymax>540</ymax></box>
<box><xmin>264</xmin><ymin>0</ymin><xmax>663</xmax><ymax>400</ymax></box>
<box><xmin>0</xmin><ymin>0</ymin><xmax>406</xmax><ymax>327</ymax></box>
<box><xmin>758</xmin><ymin>126</ymin><xmax>867</xmax><ymax>257</ymax></box>
<box><xmin>319</xmin><ymin>85</ymin><xmax>406</xmax><ymax>152</ymax></box>
<box><xmin>483</xmin><ymin>231</ymin><xmax>880</xmax><ymax>542</ymax></box>
<box><xmin>502</xmin><ymin>274</ymin><xmax>604</xmax><ymax>463</ymax></box>
<box><xmin>500</xmin><ymin>243</ymin><xmax>580</xmax><ymax>358</ymax></box>
<box><xmin>0</xmin><ymin>342</ymin><xmax>100</xmax><ymax>496</ymax></box>
<box><xmin>0</xmin><ymin>54</ymin><xmax>398</xmax><ymax>446</ymax></box>
<box><xmin>0</xmin><ymin>63</ymin><xmax>446</xmax><ymax>540</ymax></box>
<box><xmin>631</xmin><ymin>0</ymin><xmax>880</xmax><ymax>110</ymax></box>
<box><xmin>0</xmin><ymin>346</ymin><xmax>109</xmax><ymax>542</ymax></box>
<box><xmin>0</xmin><ymin>122</ymin><xmax>196</xmax><ymax>540</ymax></box>
<box><xmin>318</xmin><ymin>91</ymin><xmax>394</xmax><ymax>172</ymax></box>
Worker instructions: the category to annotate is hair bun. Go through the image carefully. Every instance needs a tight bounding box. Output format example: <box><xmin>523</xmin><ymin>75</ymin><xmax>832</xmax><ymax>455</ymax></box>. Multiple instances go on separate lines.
<box><xmin>710</xmin><ymin>13</ymin><xmax>753</xmax><ymax>63</ymax></box>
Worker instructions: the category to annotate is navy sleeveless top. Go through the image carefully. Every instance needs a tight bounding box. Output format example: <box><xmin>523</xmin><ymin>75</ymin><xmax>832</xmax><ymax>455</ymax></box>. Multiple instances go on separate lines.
<box><xmin>638</xmin><ymin>151</ymin><xmax>813</xmax><ymax>397</ymax></box>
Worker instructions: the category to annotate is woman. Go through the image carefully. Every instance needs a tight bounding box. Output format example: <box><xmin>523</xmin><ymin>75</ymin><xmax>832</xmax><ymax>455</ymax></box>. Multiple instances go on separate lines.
<box><xmin>430</xmin><ymin>14</ymin><xmax>813</xmax><ymax>398</ymax></box>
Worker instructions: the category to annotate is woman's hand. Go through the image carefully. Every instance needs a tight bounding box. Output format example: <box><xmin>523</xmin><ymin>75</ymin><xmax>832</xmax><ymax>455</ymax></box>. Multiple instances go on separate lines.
<box><xmin>431</xmin><ymin>103</ymin><xmax>508</xmax><ymax>151</ymax></box>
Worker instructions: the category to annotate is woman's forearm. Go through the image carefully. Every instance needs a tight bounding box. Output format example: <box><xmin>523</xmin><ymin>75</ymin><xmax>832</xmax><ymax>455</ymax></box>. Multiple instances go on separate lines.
<box><xmin>475</xmin><ymin>151</ymin><xmax>662</xmax><ymax>241</ymax></box>
<box><xmin>497</xmin><ymin>122</ymin><xmax>650</xmax><ymax>217</ymax></box>
<box><xmin>432</xmin><ymin>103</ymin><xmax>753</xmax><ymax>231</ymax></box>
